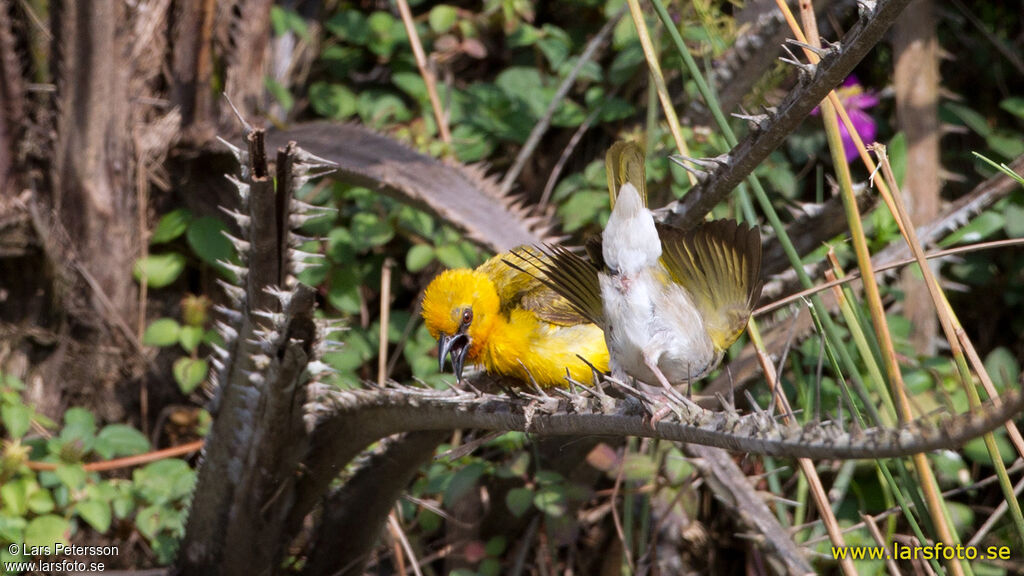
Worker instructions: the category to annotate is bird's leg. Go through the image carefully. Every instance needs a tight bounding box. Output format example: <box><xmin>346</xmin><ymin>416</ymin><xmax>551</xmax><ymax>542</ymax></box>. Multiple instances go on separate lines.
<box><xmin>643</xmin><ymin>353</ymin><xmax>689</xmax><ymax>425</ymax></box>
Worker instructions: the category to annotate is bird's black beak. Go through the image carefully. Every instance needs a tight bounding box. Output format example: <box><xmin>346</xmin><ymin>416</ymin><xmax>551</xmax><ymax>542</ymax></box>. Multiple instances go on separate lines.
<box><xmin>438</xmin><ymin>331</ymin><xmax>470</xmax><ymax>381</ymax></box>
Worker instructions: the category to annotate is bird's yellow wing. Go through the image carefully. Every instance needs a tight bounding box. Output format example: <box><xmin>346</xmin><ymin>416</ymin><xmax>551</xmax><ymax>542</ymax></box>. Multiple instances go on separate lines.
<box><xmin>659</xmin><ymin>221</ymin><xmax>763</xmax><ymax>351</ymax></box>
<box><xmin>606</xmin><ymin>141</ymin><xmax>646</xmax><ymax>208</ymax></box>
<box><xmin>484</xmin><ymin>248</ymin><xmax>593</xmax><ymax>327</ymax></box>
<box><xmin>504</xmin><ymin>246</ymin><xmax>604</xmax><ymax>327</ymax></box>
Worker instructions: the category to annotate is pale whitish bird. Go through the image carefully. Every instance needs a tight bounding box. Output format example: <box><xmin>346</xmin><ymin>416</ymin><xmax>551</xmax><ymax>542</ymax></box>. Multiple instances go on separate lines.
<box><xmin>508</xmin><ymin>142</ymin><xmax>762</xmax><ymax>395</ymax></box>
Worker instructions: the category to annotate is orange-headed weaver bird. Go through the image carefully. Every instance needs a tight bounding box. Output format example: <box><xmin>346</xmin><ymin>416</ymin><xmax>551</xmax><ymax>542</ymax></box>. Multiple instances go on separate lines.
<box><xmin>421</xmin><ymin>248</ymin><xmax>610</xmax><ymax>386</ymax></box>
<box><xmin>508</xmin><ymin>141</ymin><xmax>762</xmax><ymax>393</ymax></box>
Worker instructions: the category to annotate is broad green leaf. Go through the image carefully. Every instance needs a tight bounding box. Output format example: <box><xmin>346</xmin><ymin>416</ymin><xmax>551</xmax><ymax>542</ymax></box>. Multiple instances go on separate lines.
<box><xmin>309</xmin><ymin>82</ymin><xmax>358</xmax><ymax>120</ymax></box>
<box><xmin>24</xmin><ymin>515</ymin><xmax>69</xmax><ymax>549</ymax></box>
<box><xmin>62</xmin><ymin>407</ymin><xmax>96</xmax><ymax>443</ymax></box>
<box><xmin>76</xmin><ymin>499</ymin><xmax>112</xmax><ymax>533</ymax></box>
<box><xmin>1000</xmin><ymin>97</ymin><xmax>1024</xmax><ymax>119</ymax></box>
<box><xmin>135</xmin><ymin>504</ymin><xmax>162</xmax><ymax>540</ymax></box>
<box><xmin>406</xmin><ymin>244</ymin><xmax>435</xmax><ymax>272</ymax></box>
<box><xmin>444</xmin><ymin>461</ymin><xmax>486</xmax><ymax>505</ymax></box>
<box><xmin>265</xmin><ymin>77</ymin><xmax>294</xmax><ymax>111</ymax></box>
<box><xmin>134</xmin><ymin>253</ymin><xmax>186</xmax><ymax>288</ymax></box>
<box><xmin>55</xmin><ymin>464</ymin><xmax>87</xmax><ymax>490</ymax></box>
<box><xmin>325</xmin><ymin>11</ymin><xmax>368</xmax><ymax>44</ymax></box>
<box><xmin>150</xmin><ymin>209</ymin><xmax>192</xmax><ymax>244</ymax></box>
<box><xmin>178</xmin><ymin>325</ymin><xmax>204</xmax><ymax>354</ymax></box>
<box><xmin>96</xmin><ymin>425</ymin><xmax>150</xmax><ymax>459</ymax></box>
<box><xmin>505</xmin><ymin>487</ymin><xmax>534</xmax><ymax>517</ymax></box>
<box><xmin>429</xmin><ymin>5</ymin><xmax>458</xmax><ymax>34</ymax></box>
<box><xmin>984</xmin><ymin>347</ymin><xmax>1019</xmax><ymax>391</ymax></box>
<box><xmin>1</xmin><ymin>403</ymin><xmax>31</xmax><ymax>439</ymax></box>
<box><xmin>142</xmin><ymin>318</ymin><xmax>181</xmax><ymax>347</ymax></box>
<box><xmin>26</xmin><ymin>487</ymin><xmax>54</xmax><ymax>514</ymax></box>
<box><xmin>187</xmin><ymin>217</ymin><xmax>237</xmax><ymax>272</ymax></box>
<box><xmin>173</xmin><ymin>358</ymin><xmax>208</xmax><ymax>394</ymax></box>
<box><xmin>1</xmin><ymin>480</ymin><xmax>27</xmax><ymax>516</ymax></box>
<box><xmin>939</xmin><ymin>211</ymin><xmax>1004</xmax><ymax>247</ymax></box>
<box><xmin>533</xmin><ymin>487</ymin><xmax>567</xmax><ymax>516</ymax></box>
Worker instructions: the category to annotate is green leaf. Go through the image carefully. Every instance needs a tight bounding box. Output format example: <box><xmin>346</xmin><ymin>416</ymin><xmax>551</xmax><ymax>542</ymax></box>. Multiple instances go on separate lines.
<box><xmin>24</xmin><ymin>515</ymin><xmax>69</xmax><ymax>549</ymax></box>
<box><xmin>309</xmin><ymin>82</ymin><xmax>358</xmax><ymax>120</ymax></box>
<box><xmin>178</xmin><ymin>325</ymin><xmax>204</xmax><ymax>354</ymax></box>
<box><xmin>76</xmin><ymin>499</ymin><xmax>112</xmax><ymax>533</ymax></box>
<box><xmin>350</xmin><ymin>212</ymin><xmax>394</xmax><ymax>250</ymax></box>
<box><xmin>886</xmin><ymin>132</ymin><xmax>907</xmax><ymax>189</ymax></box>
<box><xmin>505</xmin><ymin>487</ymin><xmax>534</xmax><ymax>517</ymax></box>
<box><xmin>435</xmin><ymin>244</ymin><xmax>471</xmax><ymax>269</ymax></box>
<box><xmin>142</xmin><ymin>318</ymin><xmax>181</xmax><ymax>347</ymax></box>
<box><xmin>26</xmin><ymin>487</ymin><xmax>54</xmax><ymax>514</ymax></box>
<box><xmin>326</xmin><ymin>266</ymin><xmax>363</xmax><ymax>315</ymax></box>
<box><xmin>135</xmin><ymin>504</ymin><xmax>162</xmax><ymax>540</ymax></box>
<box><xmin>134</xmin><ymin>253</ymin><xmax>186</xmax><ymax>288</ymax></box>
<box><xmin>1006</xmin><ymin>201</ymin><xmax>1024</xmax><ymax>238</ymax></box>
<box><xmin>533</xmin><ymin>487</ymin><xmax>567</xmax><ymax>516</ymax></box>
<box><xmin>451</xmin><ymin>124</ymin><xmax>495</xmax><ymax>163</ymax></box>
<box><xmin>944</xmin><ymin>102</ymin><xmax>991</xmax><ymax>137</ymax></box>
<box><xmin>537</xmin><ymin>24</ymin><xmax>571</xmax><ymax>69</ymax></box>
<box><xmin>55</xmin><ymin>464</ymin><xmax>87</xmax><ymax>490</ymax></box>
<box><xmin>444</xmin><ymin>461</ymin><xmax>486</xmax><ymax>505</ymax></box>
<box><xmin>1</xmin><ymin>402</ymin><xmax>32</xmax><ymax>439</ymax></box>
<box><xmin>986</xmin><ymin>130</ymin><xmax>1024</xmax><ymax>160</ymax></box>
<box><xmin>134</xmin><ymin>459</ymin><xmax>197</xmax><ymax>506</ymax></box>
<box><xmin>95</xmin><ymin>425</ymin><xmax>150</xmax><ymax>459</ymax></box>
<box><xmin>984</xmin><ymin>347</ymin><xmax>1020</xmax><ymax>391</ymax></box>
<box><xmin>485</xmin><ymin>535</ymin><xmax>507</xmax><ymax>556</ymax></box>
<box><xmin>150</xmin><ymin>209</ymin><xmax>192</xmax><ymax>244</ymax></box>
<box><xmin>406</xmin><ymin>244</ymin><xmax>435</xmax><ymax>272</ymax></box>
<box><xmin>357</xmin><ymin>90</ymin><xmax>412</xmax><ymax>127</ymax></box>
<box><xmin>1</xmin><ymin>480</ymin><xmax>27</xmax><ymax>516</ymax></box>
<box><xmin>326</xmin><ymin>11</ymin><xmax>368</xmax><ymax>44</ymax></box>
<box><xmin>938</xmin><ymin>211</ymin><xmax>1005</xmax><ymax>247</ymax></box>
<box><xmin>964</xmin><ymin>432</ymin><xmax>1015</xmax><ymax>467</ymax></box>
<box><xmin>1000</xmin><ymin>97</ymin><xmax>1024</xmax><ymax>119</ymax></box>
<box><xmin>63</xmin><ymin>407</ymin><xmax>96</xmax><ymax>443</ymax></box>
<box><xmin>173</xmin><ymin>358</ymin><xmax>208</xmax><ymax>394</ymax></box>
<box><xmin>187</xmin><ymin>217</ymin><xmax>237</xmax><ymax>272</ymax></box>
<box><xmin>265</xmin><ymin>77</ymin><xmax>294</xmax><ymax>111</ymax></box>
<box><xmin>270</xmin><ymin>6</ymin><xmax>310</xmax><ymax>40</ymax></box>
<box><xmin>429</xmin><ymin>5</ymin><xmax>458</xmax><ymax>34</ymax></box>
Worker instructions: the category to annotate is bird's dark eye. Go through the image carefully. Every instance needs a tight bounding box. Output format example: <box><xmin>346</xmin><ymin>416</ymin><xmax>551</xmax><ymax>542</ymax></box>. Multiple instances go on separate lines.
<box><xmin>461</xmin><ymin>308</ymin><xmax>473</xmax><ymax>326</ymax></box>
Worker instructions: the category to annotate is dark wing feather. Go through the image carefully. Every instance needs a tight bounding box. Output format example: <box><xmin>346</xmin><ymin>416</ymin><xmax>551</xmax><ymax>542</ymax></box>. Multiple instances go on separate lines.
<box><xmin>504</xmin><ymin>246</ymin><xmax>605</xmax><ymax>326</ymax></box>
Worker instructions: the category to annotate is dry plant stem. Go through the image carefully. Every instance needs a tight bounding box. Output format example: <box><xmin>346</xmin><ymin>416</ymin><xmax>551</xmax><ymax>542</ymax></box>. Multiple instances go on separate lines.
<box><xmin>860</xmin><ymin>513</ymin><xmax>903</xmax><ymax>576</ymax></box>
<box><xmin>610</xmin><ymin>454</ymin><xmax>636</xmax><ymax>573</ymax></box>
<box><xmin>395</xmin><ymin>0</ymin><xmax>451</xmax><ymax>146</ymax></box>
<box><xmin>624</xmin><ymin>0</ymin><xmax>696</xmax><ymax>185</ymax></box>
<box><xmin>787</xmin><ymin>1</ymin><xmax>965</xmax><ymax>572</ymax></box>
<box><xmin>874</xmin><ymin>149</ymin><xmax>1024</xmax><ymax>539</ymax></box>
<box><xmin>379</xmin><ymin>258</ymin><xmax>393</xmax><ymax>387</ymax></box>
<box><xmin>137</xmin><ymin>164</ymin><xmax>150</xmax><ymax>437</ymax></box>
<box><xmin>26</xmin><ymin>439</ymin><xmax>205</xmax><ymax>472</ymax></box>
<box><xmin>755</xmin><ymin>238</ymin><xmax>1024</xmax><ymax>317</ymax></box>
<box><xmin>875</xmin><ymin>150</ymin><xmax>1024</xmax><ymax>458</ymax></box>
<box><xmin>749</xmin><ymin>321</ymin><xmax>856</xmax><ymax>576</ymax></box>
<box><xmin>388</xmin><ymin>513</ymin><xmax>425</xmax><ymax>576</ymax></box>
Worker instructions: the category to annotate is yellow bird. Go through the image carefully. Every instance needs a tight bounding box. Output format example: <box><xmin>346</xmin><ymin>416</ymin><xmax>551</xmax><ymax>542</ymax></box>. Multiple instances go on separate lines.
<box><xmin>509</xmin><ymin>142</ymin><xmax>762</xmax><ymax>393</ymax></box>
<box><xmin>421</xmin><ymin>249</ymin><xmax>609</xmax><ymax>386</ymax></box>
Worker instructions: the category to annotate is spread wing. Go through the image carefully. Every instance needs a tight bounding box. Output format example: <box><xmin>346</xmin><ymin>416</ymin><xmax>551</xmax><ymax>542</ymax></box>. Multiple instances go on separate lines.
<box><xmin>658</xmin><ymin>220</ymin><xmax>763</xmax><ymax>351</ymax></box>
<box><xmin>503</xmin><ymin>246</ymin><xmax>604</xmax><ymax>327</ymax></box>
<box><xmin>482</xmin><ymin>248</ymin><xmax>594</xmax><ymax>326</ymax></box>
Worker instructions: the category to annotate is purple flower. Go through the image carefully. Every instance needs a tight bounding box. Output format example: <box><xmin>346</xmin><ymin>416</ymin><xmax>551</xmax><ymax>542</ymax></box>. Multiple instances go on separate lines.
<box><xmin>813</xmin><ymin>76</ymin><xmax>880</xmax><ymax>163</ymax></box>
